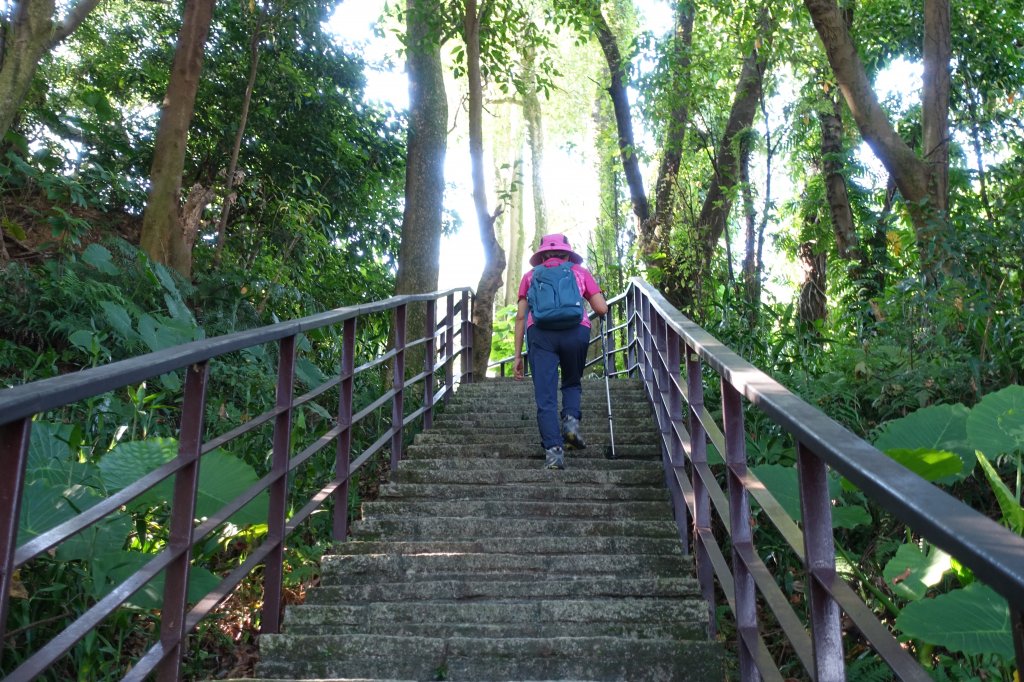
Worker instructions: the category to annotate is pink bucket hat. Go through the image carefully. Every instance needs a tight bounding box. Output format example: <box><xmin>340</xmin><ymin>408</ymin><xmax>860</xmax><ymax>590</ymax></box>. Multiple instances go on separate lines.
<box><xmin>529</xmin><ymin>233</ymin><xmax>583</xmax><ymax>266</ymax></box>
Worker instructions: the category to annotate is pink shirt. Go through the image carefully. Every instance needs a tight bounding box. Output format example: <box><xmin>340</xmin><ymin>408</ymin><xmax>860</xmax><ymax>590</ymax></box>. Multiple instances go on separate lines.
<box><xmin>518</xmin><ymin>258</ymin><xmax>602</xmax><ymax>328</ymax></box>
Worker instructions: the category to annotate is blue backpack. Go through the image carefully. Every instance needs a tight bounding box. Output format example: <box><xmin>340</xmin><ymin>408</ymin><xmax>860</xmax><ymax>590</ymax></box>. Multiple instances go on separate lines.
<box><xmin>527</xmin><ymin>262</ymin><xmax>584</xmax><ymax>329</ymax></box>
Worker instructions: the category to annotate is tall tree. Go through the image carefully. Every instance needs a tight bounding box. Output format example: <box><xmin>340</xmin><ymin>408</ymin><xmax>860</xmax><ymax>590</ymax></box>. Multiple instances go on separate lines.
<box><xmin>0</xmin><ymin>0</ymin><xmax>102</xmax><ymax>142</ymax></box>
<box><xmin>464</xmin><ymin>0</ymin><xmax>507</xmax><ymax>378</ymax></box>
<box><xmin>522</xmin><ymin>44</ymin><xmax>547</xmax><ymax>245</ymax></box>
<box><xmin>803</xmin><ymin>0</ymin><xmax>954</xmax><ymax>282</ymax></box>
<box><xmin>139</xmin><ymin>0</ymin><xmax>216</xmax><ymax>277</ymax></box>
<box><xmin>395</xmin><ymin>0</ymin><xmax>448</xmax><ymax>309</ymax></box>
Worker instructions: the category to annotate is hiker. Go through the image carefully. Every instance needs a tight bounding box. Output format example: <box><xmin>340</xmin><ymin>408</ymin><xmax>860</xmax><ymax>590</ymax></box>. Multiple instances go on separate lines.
<box><xmin>513</xmin><ymin>233</ymin><xmax>608</xmax><ymax>470</ymax></box>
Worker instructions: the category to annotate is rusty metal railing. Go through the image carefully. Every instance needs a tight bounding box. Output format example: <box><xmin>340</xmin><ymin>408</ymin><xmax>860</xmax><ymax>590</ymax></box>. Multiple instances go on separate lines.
<box><xmin>0</xmin><ymin>288</ymin><xmax>474</xmax><ymax>681</ymax></box>
<box><xmin>613</xmin><ymin>278</ymin><xmax>1024</xmax><ymax>681</ymax></box>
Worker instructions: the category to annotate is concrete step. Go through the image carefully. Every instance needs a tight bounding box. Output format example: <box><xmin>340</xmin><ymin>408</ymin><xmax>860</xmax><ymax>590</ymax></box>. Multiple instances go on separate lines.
<box><xmin>325</xmin><ymin>536</ymin><xmax>684</xmax><ymax>557</ymax></box>
<box><xmin>304</xmin><ymin>575</ymin><xmax>702</xmax><ymax>605</ymax></box>
<box><xmin>393</xmin><ymin>465</ymin><xmax>665</xmax><ymax>487</ymax></box>
<box><xmin>404</xmin><ymin>442</ymin><xmax>659</xmax><ymax>459</ymax></box>
<box><xmin>360</xmin><ymin>498</ymin><xmax>672</xmax><ymax>522</ymax></box>
<box><xmin>318</xmin><ymin>552</ymin><xmax>691</xmax><ymax>585</ymax></box>
<box><xmin>351</xmin><ymin>516</ymin><xmax>680</xmax><ymax>542</ymax></box>
<box><xmin>281</xmin><ymin>597</ymin><xmax>709</xmax><ymax>639</ymax></box>
<box><xmin>254</xmin><ymin>633</ymin><xmax>722</xmax><ymax>681</ymax></box>
<box><xmin>413</xmin><ymin>426</ymin><xmax>656</xmax><ymax>444</ymax></box>
<box><xmin>376</xmin><ymin>482</ymin><xmax>669</xmax><ymax>502</ymax></box>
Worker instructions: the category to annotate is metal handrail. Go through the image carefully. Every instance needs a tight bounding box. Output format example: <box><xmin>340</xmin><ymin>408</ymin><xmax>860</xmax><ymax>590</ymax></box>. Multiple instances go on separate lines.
<box><xmin>0</xmin><ymin>287</ymin><xmax>475</xmax><ymax>681</ymax></box>
<box><xmin>614</xmin><ymin>277</ymin><xmax>1024</xmax><ymax>681</ymax></box>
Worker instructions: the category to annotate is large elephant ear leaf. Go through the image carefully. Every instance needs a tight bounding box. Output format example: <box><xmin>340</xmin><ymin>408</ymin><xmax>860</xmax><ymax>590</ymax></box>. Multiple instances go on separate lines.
<box><xmin>967</xmin><ymin>385</ymin><xmax>1024</xmax><ymax>459</ymax></box>
<box><xmin>881</xmin><ymin>542</ymin><xmax>951</xmax><ymax>601</ymax></box>
<box><xmin>874</xmin><ymin>404</ymin><xmax>974</xmax><ymax>481</ymax></box>
<box><xmin>895</xmin><ymin>583</ymin><xmax>1015</xmax><ymax>661</ymax></box>
<box><xmin>98</xmin><ymin>438</ymin><xmax>179</xmax><ymax>508</ymax></box>
<box><xmin>975</xmin><ymin>452</ymin><xmax>1024</xmax><ymax>534</ymax></box>
<box><xmin>194</xmin><ymin>449</ymin><xmax>269</xmax><ymax>528</ymax></box>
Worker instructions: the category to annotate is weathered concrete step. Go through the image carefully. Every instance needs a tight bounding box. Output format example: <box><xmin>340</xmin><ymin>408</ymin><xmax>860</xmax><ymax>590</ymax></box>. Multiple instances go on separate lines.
<box><xmin>436</xmin><ymin>408</ymin><xmax>651</xmax><ymax>422</ymax></box>
<box><xmin>319</xmin><ymin>552</ymin><xmax>690</xmax><ymax>584</ymax></box>
<box><xmin>393</xmin><ymin>466</ymin><xmax>665</xmax><ymax>487</ymax></box>
<box><xmin>351</xmin><ymin>516</ymin><xmax>679</xmax><ymax>541</ymax></box>
<box><xmin>325</xmin><ymin>536</ymin><xmax>684</xmax><ymax>557</ymax></box>
<box><xmin>377</xmin><ymin>482</ymin><xmax>669</xmax><ymax>502</ymax></box>
<box><xmin>282</xmin><ymin>598</ymin><xmax>708</xmax><ymax>639</ymax></box>
<box><xmin>415</xmin><ymin>427</ymin><xmax>656</xmax><ymax>443</ymax></box>
<box><xmin>315</xmin><ymin>575</ymin><xmax>699</xmax><ymax>605</ymax></box>
<box><xmin>397</xmin><ymin>456</ymin><xmax>662</xmax><ymax>472</ymax></box>
<box><xmin>361</xmin><ymin>498</ymin><xmax>671</xmax><ymax>521</ymax></box>
<box><xmin>404</xmin><ymin>443</ymin><xmax>659</xmax><ymax>459</ymax></box>
<box><xmin>304</xmin><ymin>576</ymin><xmax>701</xmax><ymax>604</ymax></box>
<box><xmin>255</xmin><ymin>634</ymin><xmax>722</xmax><ymax>680</ymax></box>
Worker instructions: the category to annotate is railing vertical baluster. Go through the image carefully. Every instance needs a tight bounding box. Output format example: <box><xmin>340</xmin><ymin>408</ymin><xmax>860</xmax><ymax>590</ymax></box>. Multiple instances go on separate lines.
<box><xmin>603</xmin><ymin>304</ymin><xmax>615</xmax><ymax>373</ymax></box>
<box><xmin>797</xmin><ymin>441</ymin><xmax>845</xmax><ymax>681</ymax></box>
<box><xmin>626</xmin><ymin>286</ymin><xmax>637</xmax><ymax>376</ymax></box>
<box><xmin>0</xmin><ymin>417</ymin><xmax>32</xmax><ymax>643</ymax></box>
<box><xmin>262</xmin><ymin>336</ymin><xmax>296</xmax><ymax>635</ymax></box>
<box><xmin>641</xmin><ymin>295</ymin><xmax>653</xmax><ymax>395</ymax></box>
<box><xmin>686</xmin><ymin>345</ymin><xmax>714</xmax><ymax>634</ymax></box>
<box><xmin>722</xmin><ymin>379</ymin><xmax>759</xmax><ymax>682</ymax></box>
<box><xmin>392</xmin><ymin>303</ymin><xmax>407</xmax><ymax>472</ymax></box>
<box><xmin>334</xmin><ymin>317</ymin><xmax>357</xmax><ymax>542</ymax></box>
<box><xmin>445</xmin><ymin>294</ymin><xmax>455</xmax><ymax>400</ymax></box>
<box><xmin>157</xmin><ymin>362</ymin><xmax>210</xmax><ymax>682</ymax></box>
<box><xmin>424</xmin><ymin>300</ymin><xmax>437</xmax><ymax>430</ymax></box>
<box><xmin>460</xmin><ymin>290</ymin><xmax>473</xmax><ymax>383</ymax></box>
<box><xmin>665</xmin><ymin>327</ymin><xmax>689</xmax><ymax>552</ymax></box>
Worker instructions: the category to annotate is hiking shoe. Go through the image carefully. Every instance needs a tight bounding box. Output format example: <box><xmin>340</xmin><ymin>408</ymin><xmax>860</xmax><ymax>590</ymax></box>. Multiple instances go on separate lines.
<box><xmin>543</xmin><ymin>445</ymin><xmax>565</xmax><ymax>470</ymax></box>
<box><xmin>562</xmin><ymin>415</ymin><xmax>587</xmax><ymax>450</ymax></box>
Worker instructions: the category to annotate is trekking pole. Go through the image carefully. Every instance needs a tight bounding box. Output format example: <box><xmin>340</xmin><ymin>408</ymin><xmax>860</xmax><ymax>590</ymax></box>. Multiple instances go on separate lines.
<box><xmin>600</xmin><ymin>315</ymin><xmax>617</xmax><ymax>459</ymax></box>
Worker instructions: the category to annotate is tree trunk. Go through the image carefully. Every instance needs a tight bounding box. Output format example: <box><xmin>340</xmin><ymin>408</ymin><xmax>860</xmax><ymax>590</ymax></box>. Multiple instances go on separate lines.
<box><xmin>395</xmin><ymin>0</ymin><xmax>448</xmax><ymax>376</ymax></box>
<box><xmin>681</xmin><ymin>7</ymin><xmax>772</xmax><ymax>310</ymax></box>
<box><xmin>215</xmin><ymin>9</ymin><xmax>264</xmax><ymax>261</ymax></box>
<box><xmin>819</xmin><ymin>96</ymin><xmax>858</xmax><ymax>260</ymax></box>
<box><xmin>803</xmin><ymin>0</ymin><xmax>954</xmax><ymax>281</ymax></box>
<box><xmin>740</xmin><ymin>136</ymin><xmax>760</xmax><ymax>321</ymax></box>
<box><xmin>0</xmin><ymin>0</ymin><xmax>102</xmax><ymax>142</ymax></box>
<box><xmin>465</xmin><ymin>0</ymin><xmax>506</xmax><ymax>379</ymax></box>
<box><xmin>591</xmin><ymin>3</ymin><xmax>649</xmax><ymax>224</ymax></box>
<box><xmin>798</xmin><ymin>240</ymin><xmax>827</xmax><ymax>327</ymax></box>
<box><xmin>922</xmin><ymin>0</ymin><xmax>950</xmax><ymax>213</ymax></box>
<box><xmin>522</xmin><ymin>44</ymin><xmax>547</xmax><ymax>245</ymax></box>
<box><xmin>505</xmin><ymin>154</ymin><xmax>526</xmax><ymax>307</ymax></box>
<box><xmin>139</xmin><ymin>0</ymin><xmax>216</xmax><ymax>277</ymax></box>
<box><xmin>644</xmin><ymin>0</ymin><xmax>694</xmax><ymax>264</ymax></box>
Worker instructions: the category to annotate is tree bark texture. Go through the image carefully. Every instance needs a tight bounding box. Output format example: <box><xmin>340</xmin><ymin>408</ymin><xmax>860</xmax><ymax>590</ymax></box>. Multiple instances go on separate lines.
<box><xmin>804</xmin><ymin>0</ymin><xmax>954</xmax><ymax>281</ymax></box>
<box><xmin>922</xmin><ymin>0</ymin><xmax>950</xmax><ymax>213</ymax></box>
<box><xmin>592</xmin><ymin>4</ymin><xmax>649</xmax><ymax>224</ymax></box>
<box><xmin>819</xmin><ymin>96</ymin><xmax>858</xmax><ymax>260</ymax></box>
<box><xmin>0</xmin><ymin>0</ymin><xmax>102</xmax><ymax>142</ymax></box>
<box><xmin>740</xmin><ymin>137</ymin><xmax>761</xmax><ymax>319</ymax></box>
<box><xmin>522</xmin><ymin>44</ymin><xmax>547</xmax><ymax>246</ymax></box>
<box><xmin>395</xmin><ymin>0</ymin><xmax>448</xmax><ymax>377</ymax></box>
<box><xmin>140</xmin><ymin>0</ymin><xmax>216</xmax><ymax>277</ymax></box>
<box><xmin>465</xmin><ymin>0</ymin><xmax>506</xmax><ymax>378</ymax></box>
<box><xmin>798</xmin><ymin>240</ymin><xmax>827</xmax><ymax>327</ymax></box>
<box><xmin>645</xmin><ymin>0</ymin><xmax>694</xmax><ymax>263</ymax></box>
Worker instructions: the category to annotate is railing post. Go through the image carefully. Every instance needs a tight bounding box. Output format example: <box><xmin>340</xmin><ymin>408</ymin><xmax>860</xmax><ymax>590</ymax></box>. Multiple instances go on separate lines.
<box><xmin>797</xmin><ymin>441</ymin><xmax>845</xmax><ymax>681</ymax></box>
<box><xmin>460</xmin><ymin>290</ymin><xmax>473</xmax><ymax>383</ymax></box>
<box><xmin>261</xmin><ymin>336</ymin><xmax>296</xmax><ymax>636</ymax></box>
<box><xmin>334</xmin><ymin>317</ymin><xmax>356</xmax><ymax>542</ymax></box>
<box><xmin>722</xmin><ymin>379</ymin><xmax>759</xmax><ymax>682</ymax></box>
<box><xmin>157</xmin><ymin>361</ymin><xmax>209</xmax><ymax>682</ymax></box>
<box><xmin>392</xmin><ymin>303</ymin><xmax>407</xmax><ymax>472</ymax></box>
<box><xmin>424</xmin><ymin>300</ymin><xmax>437</xmax><ymax>430</ymax></box>
<box><xmin>687</xmin><ymin>345</ymin><xmax>714</xmax><ymax>633</ymax></box>
<box><xmin>626</xmin><ymin>286</ymin><xmax>637</xmax><ymax>376</ymax></box>
<box><xmin>445</xmin><ymin>293</ymin><xmax>455</xmax><ymax>400</ymax></box>
<box><xmin>640</xmin><ymin>294</ymin><xmax>653</xmax><ymax>395</ymax></box>
<box><xmin>0</xmin><ymin>417</ymin><xmax>31</xmax><ymax>644</ymax></box>
<box><xmin>665</xmin><ymin>328</ymin><xmax>689</xmax><ymax>552</ymax></box>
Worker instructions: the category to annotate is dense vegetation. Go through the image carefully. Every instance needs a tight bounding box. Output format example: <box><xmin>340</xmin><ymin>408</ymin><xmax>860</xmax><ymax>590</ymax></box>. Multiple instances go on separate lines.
<box><xmin>1</xmin><ymin>0</ymin><xmax>1022</xmax><ymax>679</ymax></box>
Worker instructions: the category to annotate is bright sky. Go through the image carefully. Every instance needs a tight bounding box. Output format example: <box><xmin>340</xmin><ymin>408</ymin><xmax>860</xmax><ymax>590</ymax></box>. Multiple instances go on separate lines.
<box><xmin>325</xmin><ymin>0</ymin><xmax>674</xmax><ymax>291</ymax></box>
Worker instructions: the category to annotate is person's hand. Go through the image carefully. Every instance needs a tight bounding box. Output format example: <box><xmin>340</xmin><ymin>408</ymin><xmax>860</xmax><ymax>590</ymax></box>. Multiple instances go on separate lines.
<box><xmin>513</xmin><ymin>356</ymin><xmax>525</xmax><ymax>380</ymax></box>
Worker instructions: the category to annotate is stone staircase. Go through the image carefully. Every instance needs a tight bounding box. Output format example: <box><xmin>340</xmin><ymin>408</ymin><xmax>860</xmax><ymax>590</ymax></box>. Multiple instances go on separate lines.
<box><xmin>237</xmin><ymin>377</ymin><xmax>723</xmax><ymax>681</ymax></box>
